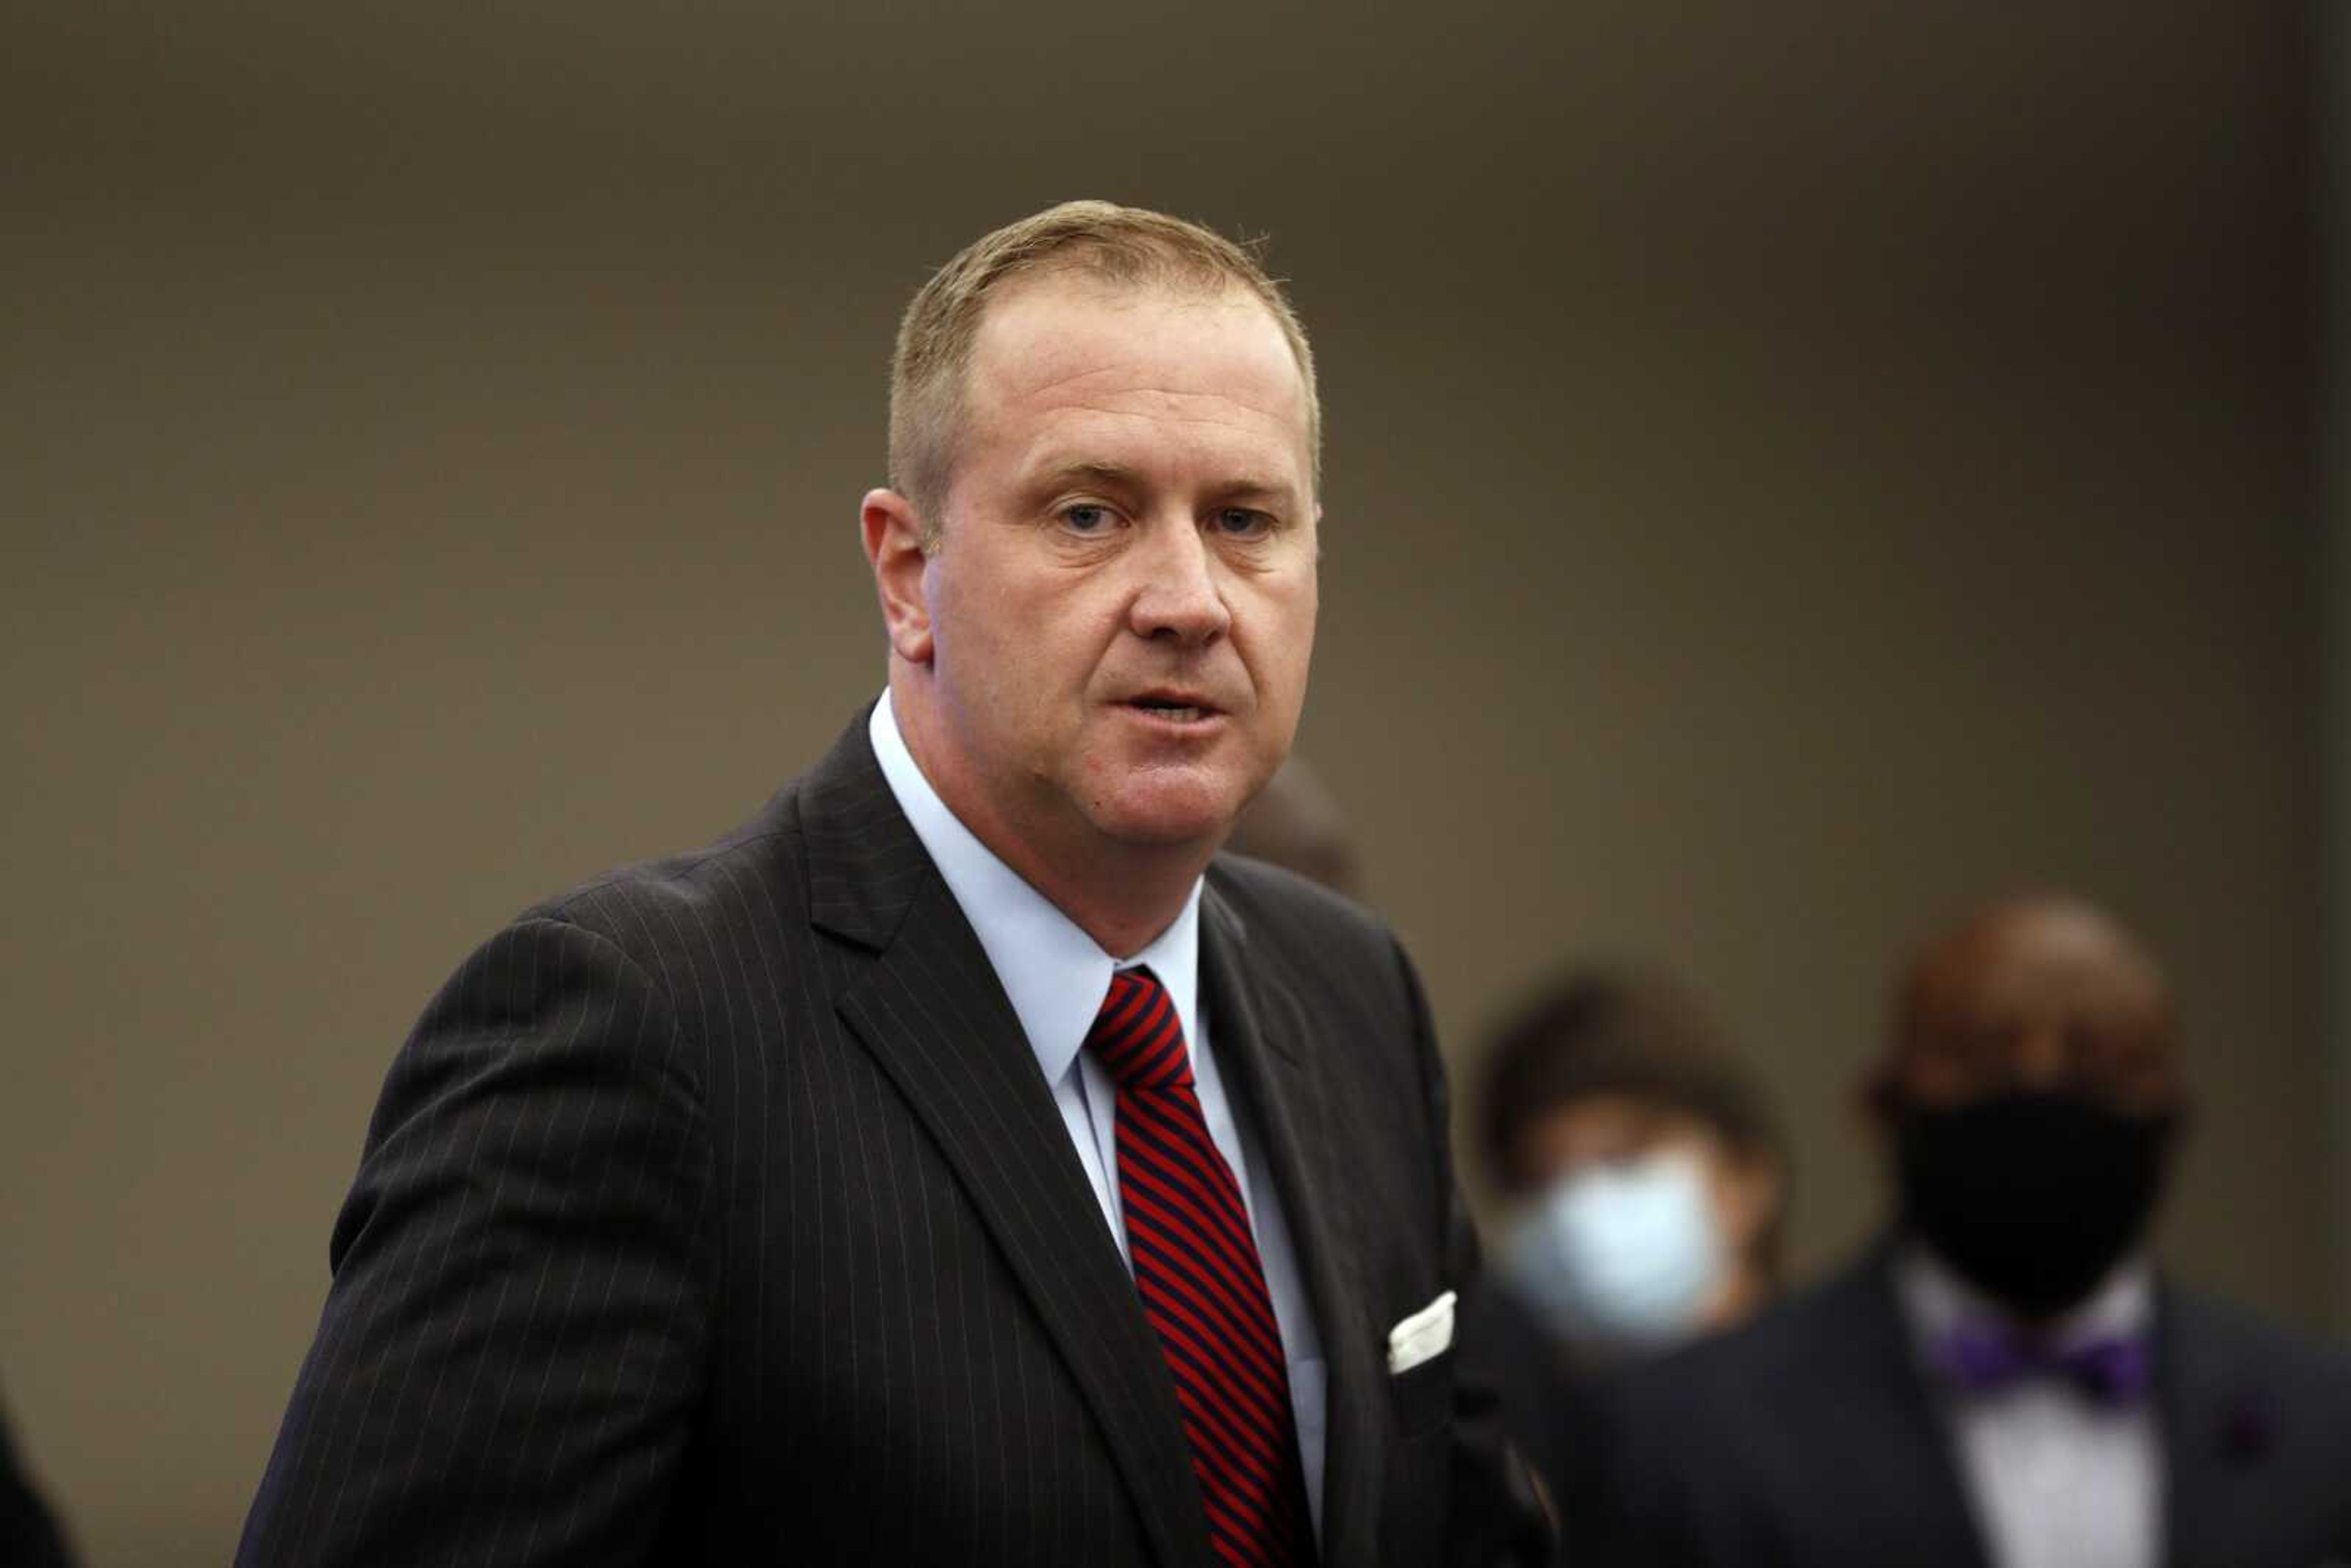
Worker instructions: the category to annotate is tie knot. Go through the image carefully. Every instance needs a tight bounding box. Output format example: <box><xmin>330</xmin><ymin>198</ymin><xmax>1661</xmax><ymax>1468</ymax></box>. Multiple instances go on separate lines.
<box><xmin>1084</xmin><ymin>967</ymin><xmax>1193</xmax><ymax>1091</ymax></box>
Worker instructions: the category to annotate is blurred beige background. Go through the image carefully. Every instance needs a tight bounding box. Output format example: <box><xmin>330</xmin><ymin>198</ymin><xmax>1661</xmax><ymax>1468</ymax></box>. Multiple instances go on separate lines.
<box><xmin>3</xmin><ymin>4</ymin><xmax>2334</xmax><ymax>1564</ymax></box>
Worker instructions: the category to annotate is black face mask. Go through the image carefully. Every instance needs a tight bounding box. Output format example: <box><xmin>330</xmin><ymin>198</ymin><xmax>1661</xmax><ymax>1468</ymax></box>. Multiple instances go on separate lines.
<box><xmin>1894</xmin><ymin>1092</ymin><xmax>2175</xmax><ymax>1321</ymax></box>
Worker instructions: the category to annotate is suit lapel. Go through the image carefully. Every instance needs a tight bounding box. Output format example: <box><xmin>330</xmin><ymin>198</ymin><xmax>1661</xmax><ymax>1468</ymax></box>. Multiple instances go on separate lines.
<box><xmin>1802</xmin><ymin>1251</ymin><xmax>1992</xmax><ymax>1568</ymax></box>
<box><xmin>801</xmin><ymin>719</ymin><xmax>1211</xmax><ymax>1568</ymax></box>
<box><xmin>2159</xmin><ymin>1290</ymin><xmax>2219</xmax><ymax>1568</ymax></box>
<box><xmin>2156</xmin><ymin>1285</ymin><xmax>2269</xmax><ymax>1568</ymax></box>
<box><xmin>1194</xmin><ymin>883</ymin><xmax>1385</xmax><ymax>1568</ymax></box>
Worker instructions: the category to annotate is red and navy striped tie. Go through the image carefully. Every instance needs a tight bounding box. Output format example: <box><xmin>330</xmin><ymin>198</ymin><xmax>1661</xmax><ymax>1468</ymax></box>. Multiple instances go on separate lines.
<box><xmin>1086</xmin><ymin>966</ymin><xmax>1313</xmax><ymax>1567</ymax></box>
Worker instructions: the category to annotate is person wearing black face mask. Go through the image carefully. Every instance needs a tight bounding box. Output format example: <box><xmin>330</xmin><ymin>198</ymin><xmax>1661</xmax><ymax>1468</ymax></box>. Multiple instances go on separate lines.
<box><xmin>1557</xmin><ymin>893</ymin><xmax>2351</xmax><ymax>1568</ymax></box>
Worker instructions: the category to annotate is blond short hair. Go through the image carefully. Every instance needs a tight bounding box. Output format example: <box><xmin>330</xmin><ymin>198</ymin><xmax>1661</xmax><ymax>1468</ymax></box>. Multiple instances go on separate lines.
<box><xmin>888</xmin><ymin>199</ymin><xmax>1320</xmax><ymax>542</ymax></box>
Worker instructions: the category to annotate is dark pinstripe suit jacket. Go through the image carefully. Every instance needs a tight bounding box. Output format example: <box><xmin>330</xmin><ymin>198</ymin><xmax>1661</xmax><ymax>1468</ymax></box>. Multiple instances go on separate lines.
<box><xmin>239</xmin><ymin>716</ymin><xmax>1542</xmax><ymax>1567</ymax></box>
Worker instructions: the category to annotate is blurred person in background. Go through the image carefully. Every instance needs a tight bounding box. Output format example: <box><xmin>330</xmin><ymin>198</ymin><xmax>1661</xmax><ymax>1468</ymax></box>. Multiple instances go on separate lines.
<box><xmin>1565</xmin><ymin>891</ymin><xmax>2351</xmax><ymax>1568</ymax></box>
<box><xmin>1222</xmin><ymin>756</ymin><xmax>1365</xmax><ymax>902</ymax></box>
<box><xmin>1471</xmin><ymin>973</ymin><xmax>1787</xmax><ymax>1507</ymax></box>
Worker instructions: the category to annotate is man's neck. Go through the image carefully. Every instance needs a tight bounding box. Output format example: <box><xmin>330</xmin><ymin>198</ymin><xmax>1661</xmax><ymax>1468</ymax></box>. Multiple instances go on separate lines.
<box><xmin>1897</xmin><ymin>1237</ymin><xmax>2155</xmax><ymax>1342</ymax></box>
<box><xmin>996</xmin><ymin>841</ymin><xmax>1205</xmax><ymax>960</ymax></box>
<box><xmin>891</xmin><ymin>682</ymin><xmax>1215</xmax><ymax>959</ymax></box>
<box><xmin>1702</xmin><ymin>1264</ymin><xmax>1770</xmax><ymax>1334</ymax></box>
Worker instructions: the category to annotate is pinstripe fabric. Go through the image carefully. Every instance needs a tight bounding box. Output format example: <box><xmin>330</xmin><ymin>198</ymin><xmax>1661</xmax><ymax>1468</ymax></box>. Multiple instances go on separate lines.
<box><xmin>236</xmin><ymin>711</ymin><xmax>1547</xmax><ymax>1568</ymax></box>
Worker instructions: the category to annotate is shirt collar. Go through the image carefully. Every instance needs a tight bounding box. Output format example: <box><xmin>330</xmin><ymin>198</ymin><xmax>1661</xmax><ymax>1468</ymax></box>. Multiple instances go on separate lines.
<box><xmin>868</xmin><ymin>691</ymin><xmax>1202</xmax><ymax>1087</ymax></box>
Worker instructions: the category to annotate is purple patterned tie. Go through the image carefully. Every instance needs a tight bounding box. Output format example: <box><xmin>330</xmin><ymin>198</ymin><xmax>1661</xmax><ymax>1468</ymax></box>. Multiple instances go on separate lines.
<box><xmin>1938</xmin><ymin>1323</ymin><xmax>2154</xmax><ymax>1407</ymax></box>
<box><xmin>1086</xmin><ymin>966</ymin><xmax>1313</xmax><ymax>1567</ymax></box>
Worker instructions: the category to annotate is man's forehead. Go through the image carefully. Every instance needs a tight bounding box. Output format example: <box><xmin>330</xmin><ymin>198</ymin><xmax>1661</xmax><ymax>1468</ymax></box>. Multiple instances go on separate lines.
<box><xmin>1911</xmin><ymin>904</ymin><xmax>2171</xmax><ymax>1029</ymax></box>
<box><xmin>967</xmin><ymin>274</ymin><xmax>1302</xmax><ymax>408</ymax></box>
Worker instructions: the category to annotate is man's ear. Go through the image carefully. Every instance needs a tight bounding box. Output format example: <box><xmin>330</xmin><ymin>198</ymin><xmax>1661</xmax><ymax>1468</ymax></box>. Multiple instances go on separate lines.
<box><xmin>861</xmin><ymin>488</ymin><xmax>935</xmax><ymax>665</ymax></box>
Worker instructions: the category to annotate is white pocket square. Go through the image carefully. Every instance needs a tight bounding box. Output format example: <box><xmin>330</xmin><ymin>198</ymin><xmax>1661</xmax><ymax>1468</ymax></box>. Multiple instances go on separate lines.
<box><xmin>1386</xmin><ymin>1289</ymin><xmax>1457</xmax><ymax>1375</ymax></box>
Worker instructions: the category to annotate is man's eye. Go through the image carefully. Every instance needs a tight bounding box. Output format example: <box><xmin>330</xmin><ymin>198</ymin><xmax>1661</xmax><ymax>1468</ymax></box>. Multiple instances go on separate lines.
<box><xmin>1212</xmin><ymin>508</ymin><xmax>1273</xmax><ymax>539</ymax></box>
<box><xmin>1061</xmin><ymin>503</ymin><xmax>1114</xmax><ymax>533</ymax></box>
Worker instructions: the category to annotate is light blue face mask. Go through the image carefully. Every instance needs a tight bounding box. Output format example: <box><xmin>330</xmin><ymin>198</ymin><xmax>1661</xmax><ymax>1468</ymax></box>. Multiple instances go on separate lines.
<box><xmin>1500</xmin><ymin>1147</ymin><xmax>1724</xmax><ymax>1352</ymax></box>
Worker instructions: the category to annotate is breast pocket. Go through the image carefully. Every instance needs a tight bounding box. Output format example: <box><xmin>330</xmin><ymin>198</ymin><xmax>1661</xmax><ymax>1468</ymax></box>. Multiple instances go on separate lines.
<box><xmin>1383</xmin><ymin>1289</ymin><xmax>1458</xmax><ymax>1439</ymax></box>
<box><xmin>1378</xmin><ymin>1346</ymin><xmax>1457</xmax><ymax>1568</ymax></box>
<box><xmin>1387</xmin><ymin>1345</ymin><xmax>1453</xmax><ymax>1438</ymax></box>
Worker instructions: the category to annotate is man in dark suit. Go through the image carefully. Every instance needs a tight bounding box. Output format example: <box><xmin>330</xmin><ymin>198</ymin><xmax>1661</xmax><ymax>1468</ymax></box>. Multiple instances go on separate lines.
<box><xmin>1561</xmin><ymin>893</ymin><xmax>2351</xmax><ymax>1568</ymax></box>
<box><xmin>237</xmin><ymin>200</ymin><xmax>1543</xmax><ymax>1567</ymax></box>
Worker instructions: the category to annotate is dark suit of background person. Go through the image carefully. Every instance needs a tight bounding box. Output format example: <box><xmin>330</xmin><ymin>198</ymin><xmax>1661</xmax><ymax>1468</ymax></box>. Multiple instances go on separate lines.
<box><xmin>0</xmin><ymin>1394</ymin><xmax>75</xmax><ymax>1568</ymax></box>
<box><xmin>236</xmin><ymin>201</ymin><xmax>1545</xmax><ymax>1568</ymax></box>
<box><xmin>1561</xmin><ymin>893</ymin><xmax>2351</xmax><ymax>1568</ymax></box>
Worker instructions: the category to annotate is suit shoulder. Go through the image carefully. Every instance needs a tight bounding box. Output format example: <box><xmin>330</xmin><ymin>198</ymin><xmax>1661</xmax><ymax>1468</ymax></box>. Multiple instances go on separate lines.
<box><xmin>1206</xmin><ymin>852</ymin><xmax>1434</xmax><ymax>1034</ymax></box>
<box><xmin>1208</xmin><ymin>850</ymin><xmax>1396</xmax><ymax>964</ymax></box>
<box><xmin>1599</xmin><ymin>1255</ymin><xmax>1884</xmax><ymax>1420</ymax></box>
<box><xmin>1611</xmin><ymin>1291</ymin><xmax>1802</xmax><ymax>1397</ymax></box>
<box><xmin>2164</xmin><ymin>1284</ymin><xmax>2351</xmax><ymax>1394</ymax></box>
<box><xmin>513</xmin><ymin>782</ymin><xmax>809</xmax><ymax>967</ymax></box>
<box><xmin>1206</xmin><ymin>852</ymin><xmax>1435</xmax><ymax>1080</ymax></box>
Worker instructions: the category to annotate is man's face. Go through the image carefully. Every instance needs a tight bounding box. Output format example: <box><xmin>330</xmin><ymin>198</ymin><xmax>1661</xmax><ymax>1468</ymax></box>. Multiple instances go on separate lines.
<box><xmin>899</xmin><ymin>276</ymin><xmax>1319</xmax><ymax>862</ymax></box>
<box><xmin>1867</xmin><ymin>899</ymin><xmax>2186</xmax><ymax>1318</ymax></box>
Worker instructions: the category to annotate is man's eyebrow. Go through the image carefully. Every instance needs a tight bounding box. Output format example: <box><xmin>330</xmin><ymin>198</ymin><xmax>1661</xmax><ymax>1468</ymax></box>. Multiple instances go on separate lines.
<box><xmin>1026</xmin><ymin>459</ymin><xmax>1143</xmax><ymax>491</ymax></box>
<box><xmin>1203</xmin><ymin>476</ymin><xmax>1297</xmax><ymax>505</ymax></box>
<box><xmin>1021</xmin><ymin>459</ymin><xmax>1302</xmax><ymax>508</ymax></box>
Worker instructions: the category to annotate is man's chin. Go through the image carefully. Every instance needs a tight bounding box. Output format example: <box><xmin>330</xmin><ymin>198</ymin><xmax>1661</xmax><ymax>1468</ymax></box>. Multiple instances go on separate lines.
<box><xmin>1081</xmin><ymin>785</ymin><xmax>1248</xmax><ymax>855</ymax></box>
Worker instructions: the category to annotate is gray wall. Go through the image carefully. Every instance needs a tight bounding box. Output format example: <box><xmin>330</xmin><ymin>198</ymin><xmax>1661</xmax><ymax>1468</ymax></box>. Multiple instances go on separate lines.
<box><xmin>1</xmin><ymin>6</ymin><xmax>2325</xmax><ymax>1563</ymax></box>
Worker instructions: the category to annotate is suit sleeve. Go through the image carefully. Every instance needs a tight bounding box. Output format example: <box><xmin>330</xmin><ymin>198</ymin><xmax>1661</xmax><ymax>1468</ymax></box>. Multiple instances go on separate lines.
<box><xmin>238</xmin><ymin>915</ymin><xmax>718</xmax><ymax>1567</ymax></box>
<box><xmin>1391</xmin><ymin>938</ymin><xmax>1559</xmax><ymax>1568</ymax></box>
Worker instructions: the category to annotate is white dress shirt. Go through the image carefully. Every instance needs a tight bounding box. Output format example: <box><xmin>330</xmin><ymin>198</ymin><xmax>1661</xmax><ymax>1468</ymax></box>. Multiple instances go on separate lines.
<box><xmin>1897</xmin><ymin>1245</ymin><xmax>2163</xmax><ymax>1568</ymax></box>
<box><xmin>869</xmin><ymin>694</ymin><xmax>1329</xmax><ymax>1537</ymax></box>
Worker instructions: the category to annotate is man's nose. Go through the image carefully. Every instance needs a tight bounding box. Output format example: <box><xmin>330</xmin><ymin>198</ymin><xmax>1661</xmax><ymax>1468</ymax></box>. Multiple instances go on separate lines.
<box><xmin>2013</xmin><ymin>1022</ymin><xmax>2070</xmax><ymax>1090</ymax></box>
<box><xmin>1128</xmin><ymin>520</ymin><xmax>1232</xmax><ymax>645</ymax></box>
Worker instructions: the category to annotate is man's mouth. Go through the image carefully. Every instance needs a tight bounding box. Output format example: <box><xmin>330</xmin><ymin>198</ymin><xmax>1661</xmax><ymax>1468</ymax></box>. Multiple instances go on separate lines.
<box><xmin>1127</xmin><ymin>692</ymin><xmax>1219</xmax><ymax>723</ymax></box>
